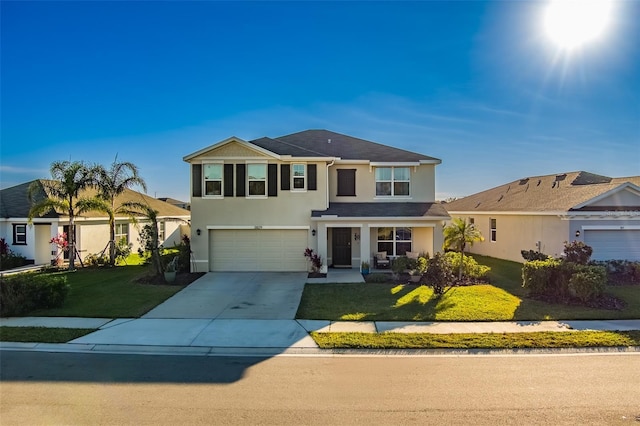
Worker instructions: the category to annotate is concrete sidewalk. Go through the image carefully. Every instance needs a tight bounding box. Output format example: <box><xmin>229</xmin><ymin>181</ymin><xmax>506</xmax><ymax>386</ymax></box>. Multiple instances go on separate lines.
<box><xmin>2</xmin><ymin>317</ymin><xmax>640</xmax><ymax>355</ymax></box>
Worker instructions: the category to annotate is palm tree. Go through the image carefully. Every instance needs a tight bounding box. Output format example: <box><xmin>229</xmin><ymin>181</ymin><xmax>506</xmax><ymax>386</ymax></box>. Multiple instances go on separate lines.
<box><xmin>94</xmin><ymin>157</ymin><xmax>147</xmax><ymax>266</ymax></box>
<box><xmin>119</xmin><ymin>200</ymin><xmax>187</xmax><ymax>276</ymax></box>
<box><xmin>443</xmin><ymin>217</ymin><xmax>484</xmax><ymax>280</ymax></box>
<box><xmin>28</xmin><ymin>161</ymin><xmax>102</xmax><ymax>271</ymax></box>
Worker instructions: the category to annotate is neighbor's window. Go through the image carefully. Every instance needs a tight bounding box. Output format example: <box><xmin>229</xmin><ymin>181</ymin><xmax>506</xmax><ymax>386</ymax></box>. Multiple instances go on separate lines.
<box><xmin>13</xmin><ymin>224</ymin><xmax>27</xmax><ymax>245</ymax></box>
<box><xmin>115</xmin><ymin>223</ymin><xmax>129</xmax><ymax>244</ymax></box>
<box><xmin>490</xmin><ymin>218</ymin><xmax>497</xmax><ymax>242</ymax></box>
<box><xmin>375</xmin><ymin>167</ymin><xmax>410</xmax><ymax>196</ymax></box>
<box><xmin>377</xmin><ymin>227</ymin><xmax>412</xmax><ymax>256</ymax></box>
<box><xmin>158</xmin><ymin>221</ymin><xmax>165</xmax><ymax>241</ymax></box>
<box><xmin>292</xmin><ymin>164</ymin><xmax>306</xmax><ymax>190</ymax></box>
<box><xmin>204</xmin><ymin>164</ymin><xmax>223</xmax><ymax>196</ymax></box>
<box><xmin>248</xmin><ymin>163</ymin><xmax>267</xmax><ymax>196</ymax></box>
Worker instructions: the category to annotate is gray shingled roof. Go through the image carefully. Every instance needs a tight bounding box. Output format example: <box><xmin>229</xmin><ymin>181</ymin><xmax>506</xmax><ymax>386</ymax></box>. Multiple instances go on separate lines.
<box><xmin>445</xmin><ymin>171</ymin><xmax>640</xmax><ymax>213</ymax></box>
<box><xmin>312</xmin><ymin>202</ymin><xmax>450</xmax><ymax>218</ymax></box>
<box><xmin>1</xmin><ymin>180</ymin><xmax>190</xmax><ymax>219</ymax></box>
<box><xmin>251</xmin><ymin>130</ymin><xmax>440</xmax><ymax>162</ymax></box>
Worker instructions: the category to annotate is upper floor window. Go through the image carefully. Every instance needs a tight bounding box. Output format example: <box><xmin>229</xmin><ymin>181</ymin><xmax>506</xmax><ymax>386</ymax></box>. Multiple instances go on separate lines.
<box><xmin>204</xmin><ymin>164</ymin><xmax>223</xmax><ymax>197</ymax></box>
<box><xmin>13</xmin><ymin>224</ymin><xmax>27</xmax><ymax>245</ymax></box>
<box><xmin>292</xmin><ymin>164</ymin><xmax>306</xmax><ymax>190</ymax></box>
<box><xmin>490</xmin><ymin>218</ymin><xmax>497</xmax><ymax>242</ymax></box>
<box><xmin>375</xmin><ymin>167</ymin><xmax>410</xmax><ymax>197</ymax></box>
<box><xmin>248</xmin><ymin>164</ymin><xmax>267</xmax><ymax>196</ymax></box>
<box><xmin>115</xmin><ymin>223</ymin><xmax>129</xmax><ymax>244</ymax></box>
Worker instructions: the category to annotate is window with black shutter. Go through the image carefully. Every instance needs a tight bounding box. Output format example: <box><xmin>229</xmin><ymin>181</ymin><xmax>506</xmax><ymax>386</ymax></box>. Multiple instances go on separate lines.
<box><xmin>337</xmin><ymin>169</ymin><xmax>356</xmax><ymax>196</ymax></box>
<box><xmin>281</xmin><ymin>164</ymin><xmax>291</xmax><ymax>190</ymax></box>
<box><xmin>235</xmin><ymin>164</ymin><xmax>246</xmax><ymax>197</ymax></box>
<box><xmin>268</xmin><ymin>164</ymin><xmax>278</xmax><ymax>197</ymax></box>
<box><xmin>192</xmin><ymin>164</ymin><xmax>202</xmax><ymax>197</ymax></box>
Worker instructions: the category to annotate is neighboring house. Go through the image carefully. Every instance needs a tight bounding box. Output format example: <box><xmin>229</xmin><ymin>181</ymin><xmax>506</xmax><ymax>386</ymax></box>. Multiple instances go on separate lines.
<box><xmin>0</xmin><ymin>180</ymin><xmax>191</xmax><ymax>265</ymax></box>
<box><xmin>183</xmin><ymin>129</ymin><xmax>449</xmax><ymax>272</ymax></box>
<box><xmin>158</xmin><ymin>197</ymin><xmax>191</xmax><ymax>211</ymax></box>
<box><xmin>445</xmin><ymin>171</ymin><xmax>640</xmax><ymax>263</ymax></box>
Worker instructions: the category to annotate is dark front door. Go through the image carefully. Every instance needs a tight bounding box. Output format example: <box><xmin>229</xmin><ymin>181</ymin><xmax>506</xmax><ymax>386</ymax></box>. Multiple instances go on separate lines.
<box><xmin>332</xmin><ymin>228</ymin><xmax>352</xmax><ymax>267</ymax></box>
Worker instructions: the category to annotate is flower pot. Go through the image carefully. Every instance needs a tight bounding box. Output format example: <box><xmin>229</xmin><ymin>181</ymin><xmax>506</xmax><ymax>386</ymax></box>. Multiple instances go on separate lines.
<box><xmin>410</xmin><ymin>274</ymin><xmax>421</xmax><ymax>283</ymax></box>
<box><xmin>362</xmin><ymin>268</ymin><xmax>369</xmax><ymax>276</ymax></box>
<box><xmin>164</xmin><ymin>271</ymin><xmax>177</xmax><ymax>283</ymax></box>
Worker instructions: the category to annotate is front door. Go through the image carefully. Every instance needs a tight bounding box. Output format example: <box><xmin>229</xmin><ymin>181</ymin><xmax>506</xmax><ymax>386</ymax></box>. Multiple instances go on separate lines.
<box><xmin>332</xmin><ymin>228</ymin><xmax>352</xmax><ymax>267</ymax></box>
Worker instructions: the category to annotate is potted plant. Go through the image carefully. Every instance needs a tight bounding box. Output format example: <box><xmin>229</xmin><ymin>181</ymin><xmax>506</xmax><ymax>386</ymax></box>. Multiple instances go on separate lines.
<box><xmin>164</xmin><ymin>256</ymin><xmax>178</xmax><ymax>283</ymax></box>
<box><xmin>409</xmin><ymin>256</ymin><xmax>428</xmax><ymax>283</ymax></box>
<box><xmin>361</xmin><ymin>261</ymin><xmax>370</xmax><ymax>275</ymax></box>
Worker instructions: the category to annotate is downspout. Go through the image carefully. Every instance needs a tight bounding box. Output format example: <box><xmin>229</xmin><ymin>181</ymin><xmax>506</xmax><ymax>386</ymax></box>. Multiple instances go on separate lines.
<box><xmin>326</xmin><ymin>159</ymin><xmax>335</xmax><ymax>210</ymax></box>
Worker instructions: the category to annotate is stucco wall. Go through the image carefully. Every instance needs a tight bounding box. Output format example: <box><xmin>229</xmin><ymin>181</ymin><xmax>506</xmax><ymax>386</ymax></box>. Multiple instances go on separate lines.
<box><xmin>450</xmin><ymin>214</ymin><xmax>568</xmax><ymax>263</ymax></box>
<box><xmin>328</xmin><ymin>164</ymin><xmax>436</xmax><ymax>203</ymax></box>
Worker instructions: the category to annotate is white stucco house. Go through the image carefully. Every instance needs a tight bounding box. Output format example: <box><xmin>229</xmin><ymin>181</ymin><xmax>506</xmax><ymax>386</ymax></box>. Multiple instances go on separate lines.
<box><xmin>445</xmin><ymin>171</ymin><xmax>640</xmax><ymax>263</ymax></box>
<box><xmin>183</xmin><ymin>129</ymin><xmax>450</xmax><ymax>272</ymax></box>
<box><xmin>0</xmin><ymin>180</ymin><xmax>191</xmax><ymax>265</ymax></box>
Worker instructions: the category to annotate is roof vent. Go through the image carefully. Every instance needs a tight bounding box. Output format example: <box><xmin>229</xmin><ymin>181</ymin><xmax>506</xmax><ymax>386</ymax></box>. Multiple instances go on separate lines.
<box><xmin>519</xmin><ymin>178</ymin><xmax>529</xmax><ymax>185</ymax></box>
<box><xmin>328</xmin><ymin>139</ymin><xmax>331</xmax><ymax>144</ymax></box>
<box><xmin>498</xmin><ymin>195</ymin><xmax>504</xmax><ymax>202</ymax></box>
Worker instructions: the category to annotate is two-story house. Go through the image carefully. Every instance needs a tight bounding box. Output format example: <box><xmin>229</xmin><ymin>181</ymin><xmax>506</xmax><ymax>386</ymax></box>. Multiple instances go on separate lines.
<box><xmin>183</xmin><ymin>130</ymin><xmax>450</xmax><ymax>272</ymax></box>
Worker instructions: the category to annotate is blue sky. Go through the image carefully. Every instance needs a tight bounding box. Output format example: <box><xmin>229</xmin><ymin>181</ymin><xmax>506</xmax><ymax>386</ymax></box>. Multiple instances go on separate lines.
<box><xmin>1</xmin><ymin>1</ymin><xmax>638</xmax><ymax>201</ymax></box>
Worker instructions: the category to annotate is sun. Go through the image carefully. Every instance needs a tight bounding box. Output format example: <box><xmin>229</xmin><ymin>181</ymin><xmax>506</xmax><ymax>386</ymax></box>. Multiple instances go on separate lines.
<box><xmin>544</xmin><ymin>0</ymin><xmax>613</xmax><ymax>50</ymax></box>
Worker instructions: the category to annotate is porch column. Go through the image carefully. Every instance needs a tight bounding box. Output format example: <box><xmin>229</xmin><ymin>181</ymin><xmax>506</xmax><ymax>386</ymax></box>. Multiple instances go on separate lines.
<box><xmin>317</xmin><ymin>223</ymin><xmax>328</xmax><ymax>271</ymax></box>
<box><xmin>359</xmin><ymin>224</ymin><xmax>370</xmax><ymax>271</ymax></box>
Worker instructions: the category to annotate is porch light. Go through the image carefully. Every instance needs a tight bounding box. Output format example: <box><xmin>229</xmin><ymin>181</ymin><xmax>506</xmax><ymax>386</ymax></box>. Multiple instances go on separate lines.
<box><xmin>312</xmin><ymin>229</ymin><xmax>316</xmax><ymax>236</ymax></box>
<box><xmin>196</xmin><ymin>229</ymin><xmax>202</xmax><ymax>236</ymax></box>
<box><xmin>354</xmin><ymin>233</ymin><xmax>360</xmax><ymax>241</ymax></box>
<box><xmin>575</xmin><ymin>230</ymin><xmax>580</xmax><ymax>238</ymax></box>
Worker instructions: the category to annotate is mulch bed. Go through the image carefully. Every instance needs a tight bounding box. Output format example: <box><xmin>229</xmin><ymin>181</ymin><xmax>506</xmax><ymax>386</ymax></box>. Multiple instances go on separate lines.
<box><xmin>136</xmin><ymin>272</ymin><xmax>206</xmax><ymax>286</ymax></box>
<box><xmin>308</xmin><ymin>272</ymin><xmax>327</xmax><ymax>278</ymax></box>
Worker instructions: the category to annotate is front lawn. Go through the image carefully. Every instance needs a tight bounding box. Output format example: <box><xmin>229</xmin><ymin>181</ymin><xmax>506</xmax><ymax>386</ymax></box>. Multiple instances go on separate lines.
<box><xmin>28</xmin><ymin>266</ymin><xmax>188</xmax><ymax>318</ymax></box>
<box><xmin>0</xmin><ymin>326</ymin><xmax>96</xmax><ymax>343</ymax></box>
<box><xmin>296</xmin><ymin>255</ymin><xmax>640</xmax><ymax>321</ymax></box>
<box><xmin>311</xmin><ymin>330</ymin><xmax>640</xmax><ymax>349</ymax></box>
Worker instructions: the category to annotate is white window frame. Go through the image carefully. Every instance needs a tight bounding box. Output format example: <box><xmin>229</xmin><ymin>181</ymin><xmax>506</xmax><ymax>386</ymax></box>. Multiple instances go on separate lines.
<box><xmin>13</xmin><ymin>224</ymin><xmax>27</xmax><ymax>245</ymax></box>
<box><xmin>115</xmin><ymin>223</ymin><xmax>129</xmax><ymax>244</ymax></box>
<box><xmin>247</xmin><ymin>162</ymin><xmax>267</xmax><ymax>198</ymax></box>
<box><xmin>292</xmin><ymin>163</ymin><xmax>306</xmax><ymax>191</ymax></box>
<box><xmin>158</xmin><ymin>221</ymin><xmax>166</xmax><ymax>242</ymax></box>
<box><xmin>377</xmin><ymin>227</ymin><xmax>412</xmax><ymax>256</ymax></box>
<box><xmin>203</xmin><ymin>162</ymin><xmax>224</xmax><ymax>198</ymax></box>
<box><xmin>490</xmin><ymin>218</ymin><xmax>497</xmax><ymax>242</ymax></box>
<box><xmin>375</xmin><ymin>167</ymin><xmax>410</xmax><ymax>197</ymax></box>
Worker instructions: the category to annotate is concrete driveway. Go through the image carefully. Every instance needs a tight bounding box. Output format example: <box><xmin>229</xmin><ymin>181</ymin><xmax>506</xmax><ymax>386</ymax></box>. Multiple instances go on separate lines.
<box><xmin>142</xmin><ymin>272</ymin><xmax>307</xmax><ymax>320</ymax></box>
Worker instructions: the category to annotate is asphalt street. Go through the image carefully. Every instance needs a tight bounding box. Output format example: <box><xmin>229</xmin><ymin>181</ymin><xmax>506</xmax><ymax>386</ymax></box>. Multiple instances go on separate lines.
<box><xmin>2</xmin><ymin>351</ymin><xmax>639</xmax><ymax>425</ymax></box>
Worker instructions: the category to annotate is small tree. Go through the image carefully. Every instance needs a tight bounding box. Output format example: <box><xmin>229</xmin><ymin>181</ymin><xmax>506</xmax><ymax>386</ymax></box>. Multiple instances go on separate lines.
<box><xmin>563</xmin><ymin>241</ymin><xmax>593</xmax><ymax>265</ymax></box>
<box><xmin>304</xmin><ymin>248</ymin><xmax>323</xmax><ymax>273</ymax></box>
<box><xmin>423</xmin><ymin>253</ymin><xmax>454</xmax><ymax>295</ymax></box>
<box><xmin>443</xmin><ymin>218</ymin><xmax>484</xmax><ymax>280</ymax></box>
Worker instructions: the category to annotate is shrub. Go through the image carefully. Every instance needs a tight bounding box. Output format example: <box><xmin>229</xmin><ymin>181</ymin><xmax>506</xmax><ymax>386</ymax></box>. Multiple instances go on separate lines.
<box><xmin>443</xmin><ymin>252</ymin><xmax>490</xmax><ymax>280</ymax></box>
<box><xmin>568</xmin><ymin>266</ymin><xmax>606</xmax><ymax>302</ymax></box>
<box><xmin>304</xmin><ymin>248</ymin><xmax>322</xmax><ymax>273</ymax></box>
<box><xmin>0</xmin><ymin>238</ymin><xmax>29</xmax><ymax>271</ymax></box>
<box><xmin>175</xmin><ymin>234</ymin><xmax>192</xmax><ymax>272</ymax></box>
<box><xmin>365</xmin><ymin>273</ymin><xmax>390</xmax><ymax>283</ymax></box>
<box><xmin>0</xmin><ymin>273</ymin><xmax>69</xmax><ymax>317</ymax></box>
<box><xmin>114</xmin><ymin>237</ymin><xmax>132</xmax><ymax>265</ymax></box>
<box><xmin>521</xmin><ymin>250</ymin><xmax>549</xmax><ymax>262</ymax></box>
<box><xmin>522</xmin><ymin>258</ymin><xmax>565</xmax><ymax>298</ymax></box>
<box><xmin>563</xmin><ymin>241</ymin><xmax>592</xmax><ymax>265</ymax></box>
<box><xmin>423</xmin><ymin>253</ymin><xmax>454</xmax><ymax>295</ymax></box>
<box><xmin>84</xmin><ymin>253</ymin><xmax>109</xmax><ymax>267</ymax></box>
<box><xmin>391</xmin><ymin>256</ymin><xmax>410</xmax><ymax>276</ymax></box>
<box><xmin>591</xmin><ymin>260</ymin><xmax>640</xmax><ymax>285</ymax></box>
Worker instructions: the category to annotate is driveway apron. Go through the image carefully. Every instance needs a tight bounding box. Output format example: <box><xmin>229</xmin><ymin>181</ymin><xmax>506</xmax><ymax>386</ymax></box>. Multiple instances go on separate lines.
<box><xmin>142</xmin><ymin>272</ymin><xmax>307</xmax><ymax>320</ymax></box>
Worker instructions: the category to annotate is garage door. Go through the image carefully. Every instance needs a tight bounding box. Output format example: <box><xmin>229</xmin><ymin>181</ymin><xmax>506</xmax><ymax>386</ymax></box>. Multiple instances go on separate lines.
<box><xmin>209</xmin><ymin>229</ymin><xmax>309</xmax><ymax>271</ymax></box>
<box><xmin>584</xmin><ymin>230</ymin><xmax>640</xmax><ymax>261</ymax></box>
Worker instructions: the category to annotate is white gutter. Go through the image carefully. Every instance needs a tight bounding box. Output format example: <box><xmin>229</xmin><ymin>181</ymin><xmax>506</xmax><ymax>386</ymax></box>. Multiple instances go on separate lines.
<box><xmin>326</xmin><ymin>159</ymin><xmax>336</xmax><ymax>209</ymax></box>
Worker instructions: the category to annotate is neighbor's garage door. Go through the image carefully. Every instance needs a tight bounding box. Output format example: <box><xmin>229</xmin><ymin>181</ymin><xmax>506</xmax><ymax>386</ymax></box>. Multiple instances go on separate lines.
<box><xmin>584</xmin><ymin>230</ymin><xmax>640</xmax><ymax>261</ymax></box>
<box><xmin>209</xmin><ymin>229</ymin><xmax>308</xmax><ymax>271</ymax></box>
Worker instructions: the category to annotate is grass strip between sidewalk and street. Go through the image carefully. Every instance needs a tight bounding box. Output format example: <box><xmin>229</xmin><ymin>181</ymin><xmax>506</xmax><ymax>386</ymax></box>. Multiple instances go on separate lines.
<box><xmin>311</xmin><ymin>330</ymin><xmax>640</xmax><ymax>350</ymax></box>
<box><xmin>0</xmin><ymin>327</ymin><xmax>97</xmax><ymax>343</ymax></box>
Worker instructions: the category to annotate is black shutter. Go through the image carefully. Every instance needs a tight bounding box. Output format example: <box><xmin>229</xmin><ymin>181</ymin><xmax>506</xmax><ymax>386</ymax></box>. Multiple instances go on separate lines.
<box><xmin>192</xmin><ymin>164</ymin><xmax>202</xmax><ymax>197</ymax></box>
<box><xmin>308</xmin><ymin>164</ymin><xmax>317</xmax><ymax>191</ymax></box>
<box><xmin>281</xmin><ymin>164</ymin><xmax>291</xmax><ymax>190</ymax></box>
<box><xmin>224</xmin><ymin>164</ymin><xmax>234</xmax><ymax>196</ymax></box>
<box><xmin>235</xmin><ymin>164</ymin><xmax>246</xmax><ymax>197</ymax></box>
<box><xmin>337</xmin><ymin>169</ymin><xmax>356</xmax><ymax>196</ymax></box>
<box><xmin>268</xmin><ymin>164</ymin><xmax>278</xmax><ymax>197</ymax></box>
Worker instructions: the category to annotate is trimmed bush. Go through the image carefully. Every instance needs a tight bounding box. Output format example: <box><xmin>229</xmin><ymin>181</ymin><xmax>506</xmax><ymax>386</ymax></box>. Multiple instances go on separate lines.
<box><xmin>522</xmin><ymin>258</ymin><xmax>564</xmax><ymax>298</ymax></box>
<box><xmin>568</xmin><ymin>266</ymin><xmax>606</xmax><ymax>302</ymax></box>
<box><xmin>423</xmin><ymin>253</ymin><xmax>455</xmax><ymax>295</ymax></box>
<box><xmin>591</xmin><ymin>260</ymin><xmax>640</xmax><ymax>285</ymax></box>
<box><xmin>0</xmin><ymin>273</ymin><xmax>69</xmax><ymax>317</ymax></box>
<box><xmin>521</xmin><ymin>250</ymin><xmax>549</xmax><ymax>262</ymax></box>
<box><xmin>444</xmin><ymin>252</ymin><xmax>490</xmax><ymax>280</ymax></box>
<box><xmin>0</xmin><ymin>238</ymin><xmax>29</xmax><ymax>271</ymax></box>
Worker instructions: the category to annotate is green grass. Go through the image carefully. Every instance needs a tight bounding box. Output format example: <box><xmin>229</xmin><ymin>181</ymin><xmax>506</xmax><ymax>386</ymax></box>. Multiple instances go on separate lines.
<box><xmin>29</xmin><ymin>266</ymin><xmax>186</xmax><ymax>318</ymax></box>
<box><xmin>296</xmin><ymin>255</ymin><xmax>640</xmax><ymax>321</ymax></box>
<box><xmin>0</xmin><ymin>327</ymin><xmax>96</xmax><ymax>343</ymax></box>
<box><xmin>311</xmin><ymin>330</ymin><xmax>640</xmax><ymax>349</ymax></box>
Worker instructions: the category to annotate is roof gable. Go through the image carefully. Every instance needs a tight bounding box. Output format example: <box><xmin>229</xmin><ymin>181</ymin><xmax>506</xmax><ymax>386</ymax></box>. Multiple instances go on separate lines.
<box><xmin>183</xmin><ymin>137</ymin><xmax>280</xmax><ymax>162</ymax></box>
<box><xmin>573</xmin><ymin>182</ymin><xmax>640</xmax><ymax>211</ymax></box>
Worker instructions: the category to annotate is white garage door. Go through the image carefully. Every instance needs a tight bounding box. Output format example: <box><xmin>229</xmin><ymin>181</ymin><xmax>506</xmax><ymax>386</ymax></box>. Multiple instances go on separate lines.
<box><xmin>209</xmin><ymin>229</ymin><xmax>309</xmax><ymax>271</ymax></box>
<box><xmin>584</xmin><ymin>230</ymin><xmax>640</xmax><ymax>261</ymax></box>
